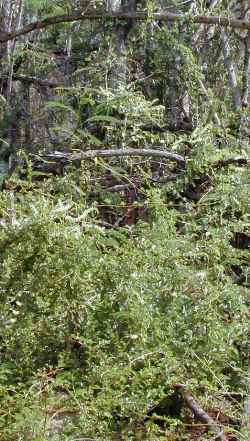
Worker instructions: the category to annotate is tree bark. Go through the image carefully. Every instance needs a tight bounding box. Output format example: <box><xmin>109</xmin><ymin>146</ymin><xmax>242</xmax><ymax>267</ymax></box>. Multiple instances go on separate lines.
<box><xmin>107</xmin><ymin>0</ymin><xmax>127</xmax><ymax>90</ymax></box>
<box><xmin>0</xmin><ymin>0</ymin><xmax>12</xmax><ymax>93</ymax></box>
<box><xmin>242</xmin><ymin>32</ymin><xmax>250</xmax><ymax>107</ymax></box>
<box><xmin>220</xmin><ymin>29</ymin><xmax>242</xmax><ymax>110</ymax></box>
<box><xmin>6</xmin><ymin>0</ymin><xmax>24</xmax><ymax>99</ymax></box>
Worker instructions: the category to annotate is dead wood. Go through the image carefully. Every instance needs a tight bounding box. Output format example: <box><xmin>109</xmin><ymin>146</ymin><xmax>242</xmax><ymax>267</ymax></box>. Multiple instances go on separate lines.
<box><xmin>44</xmin><ymin>148</ymin><xmax>186</xmax><ymax>166</ymax></box>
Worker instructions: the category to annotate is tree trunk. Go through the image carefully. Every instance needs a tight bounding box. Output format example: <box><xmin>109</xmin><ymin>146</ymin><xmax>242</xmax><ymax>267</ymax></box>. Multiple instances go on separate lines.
<box><xmin>6</xmin><ymin>0</ymin><xmax>24</xmax><ymax>99</ymax></box>
<box><xmin>242</xmin><ymin>32</ymin><xmax>250</xmax><ymax>107</ymax></box>
<box><xmin>220</xmin><ymin>29</ymin><xmax>242</xmax><ymax>110</ymax></box>
<box><xmin>0</xmin><ymin>0</ymin><xmax>12</xmax><ymax>96</ymax></box>
<box><xmin>107</xmin><ymin>0</ymin><xmax>137</xmax><ymax>90</ymax></box>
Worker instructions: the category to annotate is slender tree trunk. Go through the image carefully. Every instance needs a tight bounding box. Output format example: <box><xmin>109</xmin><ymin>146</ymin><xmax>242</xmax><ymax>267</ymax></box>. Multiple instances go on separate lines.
<box><xmin>242</xmin><ymin>32</ymin><xmax>250</xmax><ymax>107</ymax></box>
<box><xmin>0</xmin><ymin>0</ymin><xmax>11</xmax><ymax>85</ymax></box>
<box><xmin>220</xmin><ymin>29</ymin><xmax>242</xmax><ymax>110</ymax></box>
<box><xmin>6</xmin><ymin>0</ymin><xmax>24</xmax><ymax>99</ymax></box>
<box><xmin>22</xmin><ymin>82</ymin><xmax>32</xmax><ymax>151</ymax></box>
<box><xmin>107</xmin><ymin>1</ymin><xmax>137</xmax><ymax>89</ymax></box>
<box><xmin>164</xmin><ymin>1</ymin><xmax>194</xmax><ymax>130</ymax></box>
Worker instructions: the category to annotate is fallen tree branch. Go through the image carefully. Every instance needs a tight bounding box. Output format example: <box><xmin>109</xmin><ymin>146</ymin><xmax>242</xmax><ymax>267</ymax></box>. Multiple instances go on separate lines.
<box><xmin>174</xmin><ymin>384</ymin><xmax>228</xmax><ymax>441</ymax></box>
<box><xmin>45</xmin><ymin>148</ymin><xmax>186</xmax><ymax>166</ymax></box>
<box><xmin>0</xmin><ymin>11</ymin><xmax>250</xmax><ymax>44</ymax></box>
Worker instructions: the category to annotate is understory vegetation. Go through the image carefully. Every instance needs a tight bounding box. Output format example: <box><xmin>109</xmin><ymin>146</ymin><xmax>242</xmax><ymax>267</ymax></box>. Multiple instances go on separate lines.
<box><xmin>0</xmin><ymin>127</ymin><xmax>249</xmax><ymax>440</ymax></box>
<box><xmin>0</xmin><ymin>1</ymin><xmax>249</xmax><ymax>440</ymax></box>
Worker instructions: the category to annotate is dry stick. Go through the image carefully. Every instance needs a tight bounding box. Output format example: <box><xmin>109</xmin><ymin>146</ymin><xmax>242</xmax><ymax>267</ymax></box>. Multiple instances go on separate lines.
<box><xmin>37</xmin><ymin>153</ymin><xmax>248</xmax><ymax>178</ymax></box>
<box><xmin>0</xmin><ymin>11</ymin><xmax>250</xmax><ymax>44</ymax></box>
<box><xmin>45</xmin><ymin>148</ymin><xmax>186</xmax><ymax>167</ymax></box>
<box><xmin>174</xmin><ymin>384</ymin><xmax>228</xmax><ymax>441</ymax></box>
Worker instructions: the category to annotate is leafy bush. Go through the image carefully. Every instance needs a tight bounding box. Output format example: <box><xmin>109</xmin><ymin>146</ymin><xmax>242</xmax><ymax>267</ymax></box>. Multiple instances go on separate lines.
<box><xmin>0</xmin><ymin>139</ymin><xmax>249</xmax><ymax>439</ymax></box>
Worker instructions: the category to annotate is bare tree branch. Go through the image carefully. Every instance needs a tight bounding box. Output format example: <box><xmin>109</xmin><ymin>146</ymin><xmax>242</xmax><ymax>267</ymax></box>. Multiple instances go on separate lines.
<box><xmin>0</xmin><ymin>11</ymin><xmax>250</xmax><ymax>44</ymax></box>
<box><xmin>45</xmin><ymin>148</ymin><xmax>186</xmax><ymax>166</ymax></box>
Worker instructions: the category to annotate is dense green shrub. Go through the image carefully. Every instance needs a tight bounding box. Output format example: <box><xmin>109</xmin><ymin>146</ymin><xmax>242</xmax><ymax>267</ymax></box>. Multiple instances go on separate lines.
<box><xmin>0</xmin><ymin>138</ymin><xmax>249</xmax><ymax>439</ymax></box>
